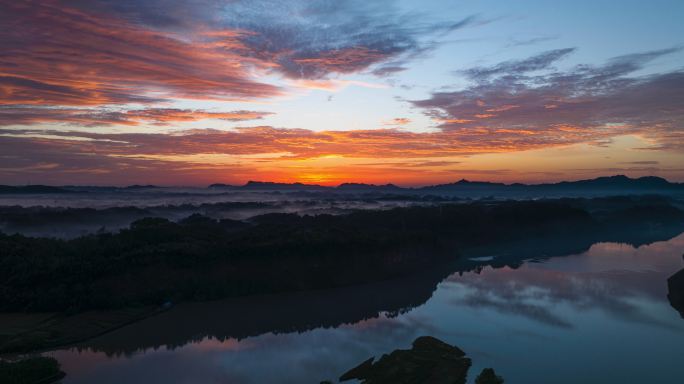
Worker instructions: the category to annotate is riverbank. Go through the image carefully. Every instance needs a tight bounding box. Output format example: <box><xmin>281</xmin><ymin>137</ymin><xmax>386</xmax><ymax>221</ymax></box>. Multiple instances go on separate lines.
<box><xmin>1</xmin><ymin>196</ymin><xmax>683</xmax><ymax>356</ymax></box>
<box><xmin>0</xmin><ymin>307</ymin><xmax>164</xmax><ymax>355</ymax></box>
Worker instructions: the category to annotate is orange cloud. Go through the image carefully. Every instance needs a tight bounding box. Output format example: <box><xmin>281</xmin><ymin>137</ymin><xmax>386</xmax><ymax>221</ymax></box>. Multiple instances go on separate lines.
<box><xmin>124</xmin><ymin>109</ymin><xmax>273</xmax><ymax>124</ymax></box>
<box><xmin>382</xmin><ymin>118</ymin><xmax>412</xmax><ymax>126</ymax></box>
<box><xmin>0</xmin><ymin>108</ymin><xmax>273</xmax><ymax>127</ymax></box>
<box><xmin>0</xmin><ymin>123</ymin><xmax>631</xmax><ymax>163</ymax></box>
<box><xmin>286</xmin><ymin>79</ymin><xmax>388</xmax><ymax>92</ymax></box>
<box><xmin>2</xmin><ymin>127</ymin><xmax>682</xmax><ymax>186</ymax></box>
<box><xmin>413</xmin><ymin>49</ymin><xmax>684</xmax><ymax>153</ymax></box>
<box><xmin>434</xmin><ymin>118</ymin><xmax>474</xmax><ymax>124</ymax></box>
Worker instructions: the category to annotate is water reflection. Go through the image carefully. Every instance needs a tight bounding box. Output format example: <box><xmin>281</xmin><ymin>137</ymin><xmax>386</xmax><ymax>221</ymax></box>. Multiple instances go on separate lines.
<box><xmin>50</xmin><ymin>232</ymin><xmax>684</xmax><ymax>384</ymax></box>
<box><xmin>446</xmin><ymin>240</ymin><xmax>684</xmax><ymax>330</ymax></box>
<box><xmin>66</xmin><ymin>265</ymin><xmax>453</xmax><ymax>357</ymax></box>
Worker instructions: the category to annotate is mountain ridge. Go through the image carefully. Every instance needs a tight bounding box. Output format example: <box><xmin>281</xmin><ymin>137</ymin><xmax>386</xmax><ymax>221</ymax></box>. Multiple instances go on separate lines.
<box><xmin>210</xmin><ymin>175</ymin><xmax>683</xmax><ymax>192</ymax></box>
<box><xmin>1</xmin><ymin>175</ymin><xmax>682</xmax><ymax>194</ymax></box>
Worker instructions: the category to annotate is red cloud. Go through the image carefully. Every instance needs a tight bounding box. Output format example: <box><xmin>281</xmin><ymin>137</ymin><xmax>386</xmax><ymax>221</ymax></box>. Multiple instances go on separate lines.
<box><xmin>2</xmin><ymin>126</ymin><xmax>681</xmax><ymax>186</ymax></box>
<box><xmin>0</xmin><ymin>1</ymin><xmax>280</xmax><ymax>107</ymax></box>
<box><xmin>0</xmin><ymin>125</ymin><xmax>626</xmax><ymax>162</ymax></box>
<box><xmin>413</xmin><ymin>50</ymin><xmax>684</xmax><ymax>152</ymax></box>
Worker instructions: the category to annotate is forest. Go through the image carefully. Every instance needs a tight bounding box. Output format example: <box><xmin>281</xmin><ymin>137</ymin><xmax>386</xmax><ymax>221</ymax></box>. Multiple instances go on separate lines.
<box><xmin>1</xmin><ymin>196</ymin><xmax>683</xmax><ymax>313</ymax></box>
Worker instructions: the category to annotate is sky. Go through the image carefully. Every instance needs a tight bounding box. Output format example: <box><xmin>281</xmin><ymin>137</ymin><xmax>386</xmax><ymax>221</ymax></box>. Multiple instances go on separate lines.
<box><xmin>1</xmin><ymin>0</ymin><xmax>683</xmax><ymax>186</ymax></box>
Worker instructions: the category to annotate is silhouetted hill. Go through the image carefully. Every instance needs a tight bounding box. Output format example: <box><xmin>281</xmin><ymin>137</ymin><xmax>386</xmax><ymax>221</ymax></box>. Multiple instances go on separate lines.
<box><xmin>337</xmin><ymin>183</ymin><xmax>403</xmax><ymax>192</ymax></box>
<box><xmin>541</xmin><ymin>175</ymin><xmax>675</xmax><ymax>190</ymax></box>
<box><xmin>124</xmin><ymin>184</ymin><xmax>159</xmax><ymax>189</ymax></box>
<box><xmin>241</xmin><ymin>181</ymin><xmax>329</xmax><ymax>191</ymax></box>
<box><xmin>204</xmin><ymin>175</ymin><xmax>683</xmax><ymax>195</ymax></box>
<box><xmin>420</xmin><ymin>175</ymin><xmax>682</xmax><ymax>194</ymax></box>
<box><xmin>4</xmin><ymin>175</ymin><xmax>680</xmax><ymax>195</ymax></box>
<box><xmin>208</xmin><ymin>183</ymin><xmax>238</xmax><ymax>189</ymax></box>
<box><xmin>420</xmin><ymin>179</ymin><xmax>508</xmax><ymax>192</ymax></box>
<box><xmin>209</xmin><ymin>181</ymin><xmax>403</xmax><ymax>193</ymax></box>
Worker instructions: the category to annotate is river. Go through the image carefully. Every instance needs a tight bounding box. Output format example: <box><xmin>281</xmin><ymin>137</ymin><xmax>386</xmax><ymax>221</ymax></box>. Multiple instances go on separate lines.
<box><xmin>48</xmin><ymin>232</ymin><xmax>684</xmax><ymax>383</ymax></box>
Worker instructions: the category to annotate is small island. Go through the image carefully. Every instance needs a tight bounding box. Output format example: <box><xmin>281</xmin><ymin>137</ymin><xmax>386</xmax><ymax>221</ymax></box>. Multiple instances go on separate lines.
<box><xmin>335</xmin><ymin>336</ymin><xmax>504</xmax><ymax>384</ymax></box>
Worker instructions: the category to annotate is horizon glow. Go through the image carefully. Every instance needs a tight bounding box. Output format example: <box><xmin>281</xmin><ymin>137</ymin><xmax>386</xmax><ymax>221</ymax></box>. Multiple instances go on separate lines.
<box><xmin>1</xmin><ymin>0</ymin><xmax>683</xmax><ymax>186</ymax></box>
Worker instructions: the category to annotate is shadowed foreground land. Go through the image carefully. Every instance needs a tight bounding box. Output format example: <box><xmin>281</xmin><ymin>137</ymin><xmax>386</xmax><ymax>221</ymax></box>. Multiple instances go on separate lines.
<box><xmin>668</xmin><ymin>265</ymin><xmax>684</xmax><ymax>318</ymax></box>
<box><xmin>335</xmin><ymin>335</ymin><xmax>506</xmax><ymax>384</ymax></box>
<box><xmin>338</xmin><ymin>336</ymin><xmax>473</xmax><ymax>384</ymax></box>
<box><xmin>1</xmin><ymin>196</ymin><xmax>684</xmax><ymax>356</ymax></box>
<box><xmin>0</xmin><ymin>356</ymin><xmax>65</xmax><ymax>384</ymax></box>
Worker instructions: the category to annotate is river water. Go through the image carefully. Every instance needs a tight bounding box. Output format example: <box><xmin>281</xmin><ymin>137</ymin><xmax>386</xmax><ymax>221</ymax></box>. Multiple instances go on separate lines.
<box><xmin>48</xmin><ymin>232</ymin><xmax>684</xmax><ymax>383</ymax></box>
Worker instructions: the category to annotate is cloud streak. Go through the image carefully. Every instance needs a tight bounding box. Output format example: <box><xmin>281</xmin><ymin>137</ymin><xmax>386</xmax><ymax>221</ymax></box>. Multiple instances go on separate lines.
<box><xmin>1</xmin><ymin>0</ymin><xmax>476</xmax><ymax>107</ymax></box>
<box><xmin>413</xmin><ymin>48</ymin><xmax>684</xmax><ymax>151</ymax></box>
<box><xmin>0</xmin><ymin>0</ymin><xmax>280</xmax><ymax>107</ymax></box>
<box><xmin>0</xmin><ymin>107</ymin><xmax>273</xmax><ymax>127</ymax></box>
<box><xmin>1</xmin><ymin>125</ymin><xmax>681</xmax><ymax>185</ymax></box>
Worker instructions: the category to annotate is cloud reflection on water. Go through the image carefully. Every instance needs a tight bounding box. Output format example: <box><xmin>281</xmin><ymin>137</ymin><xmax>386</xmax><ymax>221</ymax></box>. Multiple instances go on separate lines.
<box><xmin>50</xmin><ymin>233</ymin><xmax>684</xmax><ymax>384</ymax></box>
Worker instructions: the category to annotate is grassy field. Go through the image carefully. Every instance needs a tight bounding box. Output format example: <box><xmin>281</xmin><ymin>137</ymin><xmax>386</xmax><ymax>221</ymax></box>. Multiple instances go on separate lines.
<box><xmin>0</xmin><ymin>307</ymin><xmax>162</xmax><ymax>355</ymax></box>
<box><xmin>0</xmin><ymin>356</ymin><xmax>65</xmax><ymax>384</ymax></box>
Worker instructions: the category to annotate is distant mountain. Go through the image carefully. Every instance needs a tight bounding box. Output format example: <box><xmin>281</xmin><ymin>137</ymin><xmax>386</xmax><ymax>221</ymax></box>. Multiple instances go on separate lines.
<box><xmin>209</xmin><ymin>181</ymin><xmax>406</xmax><ymax>192</ymax></box>
<box><xmin>0</xmin><ymin>185</ymin><xmax>72</xmax><ymax>194</ymax></box>
<box><xmin>19</xmin><ymin>175</ymin><xmax>671</xmax><ymax>196</ymax></box>
<box><xmin>420</xmin><ymin>179</ymin><xmax>508</xmax><ymax>192</ymax></box>
<box><xmin>204</xmin><ymin>175</ymin><xmax>683</xmax><ymax>195</ymax></box>
<box><xmin>418</xmin><ymin>175</ymin><xmax>682</xmax><ymax>195</ymax></box>
<box><xmin>336</xmin><ymin>183</ymin><xmax>403</xmax><ymax>192</ymax></box>
<box><xmin>208</xmin><ymin>183</ymin><xmax>239</xmax><ymax>189</ymax></box>
<box><xmin>241</xmin><ymin>181</ymin><xmax>329</xmax><ymax>191</ymax></box>
<box><xmin>124</xmin><ymin>184</ymin><xmax>159</xmax><ymax>189</ymax></box>
<box><xmin>541</xmin><ymin>175</ymin><xmax>676</xmax><ymax>190</ymax></box>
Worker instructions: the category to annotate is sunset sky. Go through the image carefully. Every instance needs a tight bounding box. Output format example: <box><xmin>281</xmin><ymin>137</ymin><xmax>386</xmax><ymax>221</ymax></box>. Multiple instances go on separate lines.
<box><xmin>1</xmin><ymin>0</ymin><xmax>683</xmax><ymax>186</ymax></box>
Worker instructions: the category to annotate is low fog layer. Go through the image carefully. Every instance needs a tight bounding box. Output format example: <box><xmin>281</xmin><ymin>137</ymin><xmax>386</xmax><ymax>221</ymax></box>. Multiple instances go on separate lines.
<box><xmin>0</xmin><ymin>190</ymin><xmax>438</xmax><ymax>238</ymax></box>
<box><xmin>2</xmin><ymin>176</ymin><xmax>683</xmax><ymax>238</ymax></box>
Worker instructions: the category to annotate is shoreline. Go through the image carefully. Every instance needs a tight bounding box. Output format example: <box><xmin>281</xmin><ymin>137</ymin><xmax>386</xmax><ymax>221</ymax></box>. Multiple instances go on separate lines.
<box><xmin>2</xmin><ymin>196</ymin><xmax>684</xmax><ymax>356</ymax></box>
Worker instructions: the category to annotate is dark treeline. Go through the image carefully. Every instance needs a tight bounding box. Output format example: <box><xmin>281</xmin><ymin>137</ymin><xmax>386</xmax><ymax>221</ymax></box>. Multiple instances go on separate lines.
<box><xmin>0</xmin><ymin>198</ymin><xmax>432</xmax><ymax>239</ymax></box>
<box><xmin>40</xmin><ymin>214</ymin><xmax>684</xmax><ymax>358</ymax></box>
<box><xmin>1</xmin><ymin>196</ymin><xmax>683</xmax><ymax>313</ymax></box>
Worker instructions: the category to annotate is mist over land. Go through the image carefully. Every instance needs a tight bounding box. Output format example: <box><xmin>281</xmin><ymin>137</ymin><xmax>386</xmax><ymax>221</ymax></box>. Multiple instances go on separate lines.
<box><xmin>2</xmin><ymin>175</ymin><xmax>683</xmax><ymax>238</ymax></box>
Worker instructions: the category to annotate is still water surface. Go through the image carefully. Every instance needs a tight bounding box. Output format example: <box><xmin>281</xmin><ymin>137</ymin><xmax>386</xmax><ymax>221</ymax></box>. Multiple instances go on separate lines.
<box><xmin>49</xmin><ymin>233</ymin><xmax>684</xmax><ymax>383</ymax></box>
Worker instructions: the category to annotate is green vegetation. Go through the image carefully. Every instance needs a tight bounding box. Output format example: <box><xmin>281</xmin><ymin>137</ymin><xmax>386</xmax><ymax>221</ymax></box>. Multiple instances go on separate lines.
<box><xmin>0</xmin><ymin>307</ymin><xmax>161</xmax><ymax>354</ymax></box>
<box><xmin>0</xmin><ymin>201</ymin><xmax>596</xmax><ymax>313</ymax></box>
<box><xmin>0</xmin><ymin>196</ymin><xmax>682</xmax><ymax>358</ymax></box>
<box><xmin>0</xmin><ymin>356</ymin><xmax>65</xmax><ymax>384</ymax></box>
<box><xmin>1</xmin><ymin>198</ymin><xmax>682</xmax><ymax>315</ymax></box>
